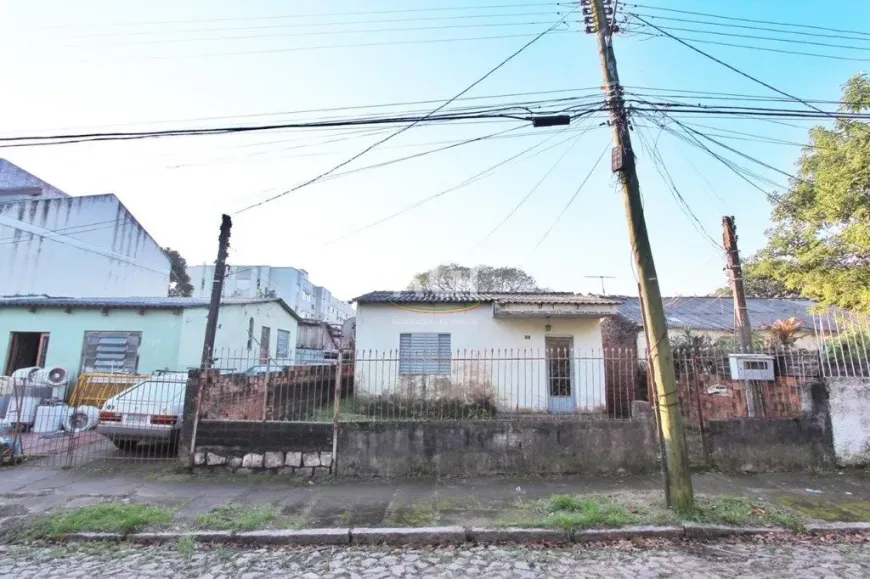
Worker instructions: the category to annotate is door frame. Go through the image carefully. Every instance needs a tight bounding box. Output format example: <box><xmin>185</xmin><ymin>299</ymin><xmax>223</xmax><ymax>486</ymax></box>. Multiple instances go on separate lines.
<box><xmin>545</xmin><ymin>335</ymin><xmax>575</xmax><ymax>413</ymax></box>
<box><xmin>4</xmin><ymin>331</ymin><xmax>50</xmax><ymax>374</ymax></box>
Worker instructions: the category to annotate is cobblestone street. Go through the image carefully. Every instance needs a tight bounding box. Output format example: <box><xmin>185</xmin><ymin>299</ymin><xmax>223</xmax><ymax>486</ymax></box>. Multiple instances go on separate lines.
<box><xmin>1</xmin><ymin>539</ymin><xmax>868</xmax><ymax>578</ymax></box>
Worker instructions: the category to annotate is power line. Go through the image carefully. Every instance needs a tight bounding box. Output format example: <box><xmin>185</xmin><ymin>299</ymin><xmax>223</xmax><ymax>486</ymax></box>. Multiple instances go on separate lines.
<box><xmin>624</xmin><ymin>2</ymin><xmax>870</xmax><ymax>37</ymax></box>
<box><xmin>634</xmin><ymin>123</ymin><xmax>722</xmax><ymax>250</ymax></box>
<box><xmin>642</xmin><ymin>22</ymin><xmax>870</xmax><ymax>52</ymax></box>
<box><xmin>0</xmin><ymin>218</ymin><xmax>125</xmax><ymax>244</ymax></box>
<box><xmin>631</xmin><ymin>30</ymin><xmax>870</xmax><ymax>62</ymax></box>
<box><xmin>533</xmin><ymin>141</ymin><xmax>609</xmax><ymax>251</ymax></box>
<box><xmin>629</xmin><ymin>12</ymin><xmax>870</xmax><ymax>43</ymax></box>
<box><xmin>27</xmin><ymin>2</ymin><xmax>566</xmax><ymax>29</ymax></box>
<box><xmin>322</xmin><ymin>125</ymin><xmax>579</xmax><ymax>247</ymax></box>
<box><xmin>57</xmin><ymin>10</ymin><xmax>572</xmax><ymax>38</ymax></box>
<box><xmin>629</xmin><ymin>14</ymin><xmax>870</xmax><ymax>131</ymax></box>
<box><xmin>235</xmin><ymin>8</ymin><xmax>578</xmax><ymax>215</ymax></box>
<box><xmin>52</xmin><ymin>30</ymin><xmax>578</xmax><ymax>62</ymax></box>
<box><xmin>0</xmin><ymin>222</ymin><xmax>171</xmax><ymax>277</ymax></box>
<box><xmin>471</xmin><ymin>130</ymin><xmax>584</xmax><ymax>250</ymax></box>
<box><xmin>58</xmin><ymin>19</ymin><xmax>584</xmax><ymax>47</ymax></box>
<box><xmin>637</xmin><ymin>111</ymin><xmax>783</xmax><ymax>202</ymax></box>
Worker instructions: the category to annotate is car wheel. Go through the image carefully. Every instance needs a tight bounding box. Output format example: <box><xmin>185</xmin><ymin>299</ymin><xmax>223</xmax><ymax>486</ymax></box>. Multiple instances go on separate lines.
<box><xmin>112</xmin><ymin>439</ymin><xmax>139</xmax><ymax>452</ymax></box>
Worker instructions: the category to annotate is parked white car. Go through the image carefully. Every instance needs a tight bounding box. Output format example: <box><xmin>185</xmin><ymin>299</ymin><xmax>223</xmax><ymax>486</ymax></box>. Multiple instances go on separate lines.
<box><xmin>97</xmin><ymin>373</ymin><xmax>188</xmax><ymax>451</ymax></box>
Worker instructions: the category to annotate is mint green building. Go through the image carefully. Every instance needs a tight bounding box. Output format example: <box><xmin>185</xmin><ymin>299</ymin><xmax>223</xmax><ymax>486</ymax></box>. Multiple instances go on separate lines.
<box><xmin>1</xmin><ymin>296</ymin><xmax>300</xmax><ymax>379</ymax></box>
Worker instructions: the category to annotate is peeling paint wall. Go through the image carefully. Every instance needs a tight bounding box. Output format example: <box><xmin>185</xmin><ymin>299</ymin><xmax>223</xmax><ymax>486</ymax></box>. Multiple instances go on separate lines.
<box><xmin>828</xmin><ymin>377</ymin><xmax>870</xmax><ymax>466</ymax></box>
<box><xmin>0</xmin><ymin>194</ymin><xmax>170</xmax><ymax>297</ymax></box>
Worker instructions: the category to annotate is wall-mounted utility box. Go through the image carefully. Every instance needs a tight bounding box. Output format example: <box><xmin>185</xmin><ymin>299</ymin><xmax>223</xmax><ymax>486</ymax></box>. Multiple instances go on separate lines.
<box><xmin>728</xmin><ymin>354</ymin><xmax>775</xmax><ymax>381</ymax></box>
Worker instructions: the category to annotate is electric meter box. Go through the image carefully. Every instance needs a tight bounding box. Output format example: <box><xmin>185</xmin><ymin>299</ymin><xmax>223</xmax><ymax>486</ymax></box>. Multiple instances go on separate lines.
<box><xmin>728</xmin><ymin>354</ymin><xmax>775</xmax><ymax>381</ymax></box>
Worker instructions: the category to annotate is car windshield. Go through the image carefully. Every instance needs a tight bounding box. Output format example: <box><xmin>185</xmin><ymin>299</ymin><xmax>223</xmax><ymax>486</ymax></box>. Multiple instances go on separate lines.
<box><xmin>122</xmin><ymin>379</ymin><xmax>185</xmax><ymax>404</ymax></box>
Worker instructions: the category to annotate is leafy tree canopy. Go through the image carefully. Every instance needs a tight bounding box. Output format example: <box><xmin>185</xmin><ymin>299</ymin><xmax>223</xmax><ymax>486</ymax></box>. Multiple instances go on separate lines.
<box><xmin>752</xmin><ymin>73</ymin><xmax>870</xmax><ymax>312</ymax></box>
<box><xmin>408</xmin><ymin>263</ymin><xmax>541</xmax><ymax>292</ymax></box>
<box><xmin>164</xmin><ymin>247</ymin><xmax>193</xmax><ymax>297</ymax></box>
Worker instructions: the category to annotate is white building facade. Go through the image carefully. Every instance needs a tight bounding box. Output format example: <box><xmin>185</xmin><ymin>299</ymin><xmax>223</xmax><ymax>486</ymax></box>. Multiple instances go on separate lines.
<box><xmin>353</xmin><ymin>291</ymin><xmax>620</xmax><ymax>414</ymax></box>
<box><xmin>0</xmin><ymin>160</ymin><xmax>170</xmax><ymax>298</ymax></box>
<box><xmin>190</xmin><ymin>264</ymin><xmax>353</xmax><ymax>324</ymax></box>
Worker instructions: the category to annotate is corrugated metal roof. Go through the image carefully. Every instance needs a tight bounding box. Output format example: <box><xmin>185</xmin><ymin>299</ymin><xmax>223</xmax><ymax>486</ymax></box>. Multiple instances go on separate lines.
<box><xmin>0</xmin><ymin>295</ymin><xmax>302</xmax><ymax>320</ymax></box>
<box><xmin>613</xmin><ymin>296</ymin><xmax>821</xmax><ymax>331</ymax></box>
<box><xmin>354</xmin><ymin>291</ymin><xmax>621</xmax><ymax>305</ymax></box>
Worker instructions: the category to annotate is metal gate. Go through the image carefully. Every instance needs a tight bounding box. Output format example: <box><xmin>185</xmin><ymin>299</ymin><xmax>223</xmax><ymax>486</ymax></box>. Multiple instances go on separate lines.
<box><xmin>2</xmin><ymin>370</ymin><xmax>183</xmax><ymax>468</ymax></box>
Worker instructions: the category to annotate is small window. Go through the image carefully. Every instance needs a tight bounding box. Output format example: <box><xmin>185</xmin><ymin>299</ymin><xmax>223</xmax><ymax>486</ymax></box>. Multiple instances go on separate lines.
<box><xmin>276</xmin><ymin>329</ymin><xmax>290</xmax><ymax>358</ymax></box>
<box><xmin>399</xmin><ymin>333</ymin><xmax>451</xmax><ymax>375</ymax></box>
<box><xmin>81</xmin><ymin>331</ymin><xmax>141</xmax><ymax>374</ymax></box>
<box><xmin>744</xmin><ymin>360</ymin><xmax>769</xmax><ymax>370</ymax></box>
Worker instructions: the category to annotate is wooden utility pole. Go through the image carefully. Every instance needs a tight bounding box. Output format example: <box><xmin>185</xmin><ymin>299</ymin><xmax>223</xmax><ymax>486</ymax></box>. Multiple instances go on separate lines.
<box><xmin>722</xmin><ymin>216</ymin><xmax>753</xmax><ymax>351</ymax></box>
<box><xmin>587</xmin><ymin>0</ymin><xmax>694</xmax><ymax>512</ymax></box>
<box><xmin>200</xmin><ymin>214</ymin><xmax>232</xmax><ymax>369</ymax></box>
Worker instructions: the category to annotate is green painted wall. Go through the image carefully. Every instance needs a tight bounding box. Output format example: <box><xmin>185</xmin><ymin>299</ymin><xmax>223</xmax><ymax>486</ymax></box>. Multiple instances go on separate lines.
<box><xmin>1</xmin><ymin>307</ymin><xmax>184</xmax><ymax>378</ymax></box>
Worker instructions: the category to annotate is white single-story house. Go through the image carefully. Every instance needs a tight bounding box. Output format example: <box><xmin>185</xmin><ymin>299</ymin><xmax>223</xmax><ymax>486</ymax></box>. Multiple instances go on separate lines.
<box><xmin>0</xmin><ymin>296</ymin><xmax>301</xmax><ymax>381</ymax></box>
<box><xmin>352</xmin><ymin>291</ymin><xmax>621</xmax><ymax>414</ymax></box>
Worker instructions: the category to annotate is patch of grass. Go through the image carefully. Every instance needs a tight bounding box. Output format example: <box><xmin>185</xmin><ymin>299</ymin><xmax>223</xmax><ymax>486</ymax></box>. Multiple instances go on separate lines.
<box><xmin>388</xmin><ymin>503</ymin><xmax>440</xmax><ymax>527</ymax></box>
<box><xmin>177</xmin><ymin>536</ymin><xmax>195</xmax><ymax>557</ymax></box>
<box><xmin>192</xmin><ymin>503</ymin><xmax>302</xmax><ymax>532</ymax></box>
<box><xmin>690</xmin><ymin>496</ymin><xmax>804</xmax><ymax>531</ymax></box>
<box><xmin>505</xmin><ymin>495</ymin><xmax>638</xmax><ymax>531</ymax></box>
<box><xmin>339</xmin><ymin>509</ymin><xmax>352</xmax><ymax>526</ymax></box>
<box><xmin>24</xmin><ymin>503</ymin><xmax>172</xmax><ymax>539</ymax></box>
<box><xmin>503</xmin><ymin>493</ymin><xmax>805</xmax><ymax>532</ymax></box>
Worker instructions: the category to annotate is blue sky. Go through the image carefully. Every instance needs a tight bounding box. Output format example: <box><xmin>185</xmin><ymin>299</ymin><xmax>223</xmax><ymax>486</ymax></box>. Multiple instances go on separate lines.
<box><xmin>1</xmin><ymin>0</ymin><xmax>867</xmax><ymax>301</ymax></box>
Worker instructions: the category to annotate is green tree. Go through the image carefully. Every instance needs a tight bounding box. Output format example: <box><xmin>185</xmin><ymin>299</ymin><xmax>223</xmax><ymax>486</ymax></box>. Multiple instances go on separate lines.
<box><xmin>163</xmin><ymin>247</ymin><xmax>194</xmax><ymax>297</ymax></box>
<box><xmin>408</xmin><ymin>263</ymin><xmax>541</xmax><ymax>292</ymax></box>
<box><xmin>753</xmin><ymin>73</ymin><xmax>870</xmax><ymax>312</ymax></box>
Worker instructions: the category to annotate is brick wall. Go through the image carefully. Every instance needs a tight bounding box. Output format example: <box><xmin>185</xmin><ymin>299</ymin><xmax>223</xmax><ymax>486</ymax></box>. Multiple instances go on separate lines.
<box><xmin>198</xmin><ymin>365</ymin><xmax>353</xmax><ymax>421</ymax></box>
<box><xmin>601</xmin><ymin>315</ymin><xmax>645</xmax><ymax>417</ymax></box>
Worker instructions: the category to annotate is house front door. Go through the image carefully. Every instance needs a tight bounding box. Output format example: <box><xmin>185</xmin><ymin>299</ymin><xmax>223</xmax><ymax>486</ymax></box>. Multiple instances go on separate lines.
<box><xmin>546</xmin><ymin>337</ymin><xmax>575</xmax><ymax>413</ymax></box>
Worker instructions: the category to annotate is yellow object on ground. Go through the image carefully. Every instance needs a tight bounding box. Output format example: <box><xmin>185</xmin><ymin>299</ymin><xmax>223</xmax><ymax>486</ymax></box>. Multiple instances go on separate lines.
<box><xmin>67</xmin><ymin>373</ymin><xmax>147</xmax><ymax>408</ymax></box>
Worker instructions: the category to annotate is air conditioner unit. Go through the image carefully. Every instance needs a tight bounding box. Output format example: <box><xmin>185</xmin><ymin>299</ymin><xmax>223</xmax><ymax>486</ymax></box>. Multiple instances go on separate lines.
<box><xmin>728</xmin><ymin>354</ymin><xmax>775</xmax><ymax>381</ymax></box>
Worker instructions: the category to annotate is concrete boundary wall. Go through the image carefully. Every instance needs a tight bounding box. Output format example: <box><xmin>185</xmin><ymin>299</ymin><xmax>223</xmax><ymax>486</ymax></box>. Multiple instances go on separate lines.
<box><xmin>338</xmin><ymin>402</ymin><xmax>658</xmax><ymax>477</ymax></box>
<box><xmin>828</xmin><ymin>377</ymin><xmax>870</xmax><ymax>466</ymax></box>
<box><xmin>704</xmin><ymin>381</ymin><xmax>835</xmax><ymax>471</ymax></box>
<box><xmin>706</xmin><ymin>417</ymin><xmax>835</xmax><ymax>471</ymax></box>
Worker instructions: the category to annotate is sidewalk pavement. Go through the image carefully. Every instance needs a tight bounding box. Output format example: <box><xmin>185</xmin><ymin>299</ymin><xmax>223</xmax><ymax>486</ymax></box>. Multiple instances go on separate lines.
<box><xmin>1</xmin><ymin>464</ymin><xmax>869</xmax><ymax>528</ymax></box>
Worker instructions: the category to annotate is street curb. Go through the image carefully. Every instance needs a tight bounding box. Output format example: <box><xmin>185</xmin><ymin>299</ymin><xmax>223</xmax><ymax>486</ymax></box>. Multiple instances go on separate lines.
<box><xmin>59</xmin><ymin>523</ymin><xmax>869</xmax><ymax>547</ymax></box>
<box><xmin>352</xmin><ymin>526</ymin><xmax>466</xmax><ymax>546</ymax></box>
<box><xmin>575</xmin><ymin>526</ymin><xmax>685</xmax><ymax>542</ymax></box>
<box><xmin>127</xmin><ymin>531</ymin><xmax>234</xmax><ymax>544</ymax></box>
<box><xmin>682</xmin><ymin>523</ymin><xmax>788</xmax><ymax>538</ymax></box>
<box><xmin>235</xmin><ymin>529</ymin><xmax>350</xmax><ymax>545</ymax></box>
<box><xmin>62</xmin><ymin>532</ymin><xmax>124</xmax><ymax>542</ymax></box>
<box><xmin>804</xmin><ymin>522</ymin><xmax>870</xmax><ymax>534</ymax></box>
<box><xmin>469</xmin><ymin>527</ymin><xmax>571</xmax><ymax>544</ymax></box>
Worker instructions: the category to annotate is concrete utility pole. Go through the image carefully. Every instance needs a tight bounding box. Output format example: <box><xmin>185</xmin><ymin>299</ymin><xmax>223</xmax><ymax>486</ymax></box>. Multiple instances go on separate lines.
<box><xmin>722</xmin><ymin>215</ymin><xmax>759</xmax><ymax>416</ymax></box>
<box><xmin>586</xmin><ymin>0</ymin><xmax>694</xmax><ymax>512</ymax></box>
<box><xmin>722</xmin><ymin>216</ymin><xmax>753</xmax><ymax>351</ymax></box>
<box><xmin>200</xmin><ymin>214</ymin><xmax>232</xmax><ymax>370</ymax></box>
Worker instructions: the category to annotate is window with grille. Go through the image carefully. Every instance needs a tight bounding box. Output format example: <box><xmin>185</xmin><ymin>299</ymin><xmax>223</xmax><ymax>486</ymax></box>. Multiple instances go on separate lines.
<box><xmin>81</xmin><ymin>331</ymin><xmax>142</xmax><ymax>374</ymax></box>
<box><xmin>399</xmin><ymin>333</ymin><xmax>451</xmax><ymax>375</ymax></box>
<box><xmin>276</xmin><ymin>329</ymin><xmax>291</xmax><ymax>358</ymax></box>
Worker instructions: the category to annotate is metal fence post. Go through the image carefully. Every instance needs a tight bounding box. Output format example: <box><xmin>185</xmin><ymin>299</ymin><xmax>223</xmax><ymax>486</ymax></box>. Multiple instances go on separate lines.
<box><xmin>262</xmin><ymin>357</ymin><xmax>271</xmax><ymax>421</ymax></box>
<box><xmin>331</xmin><ymin>350</ymin><xmax>344</xmax><ymax>475</ymax></box>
